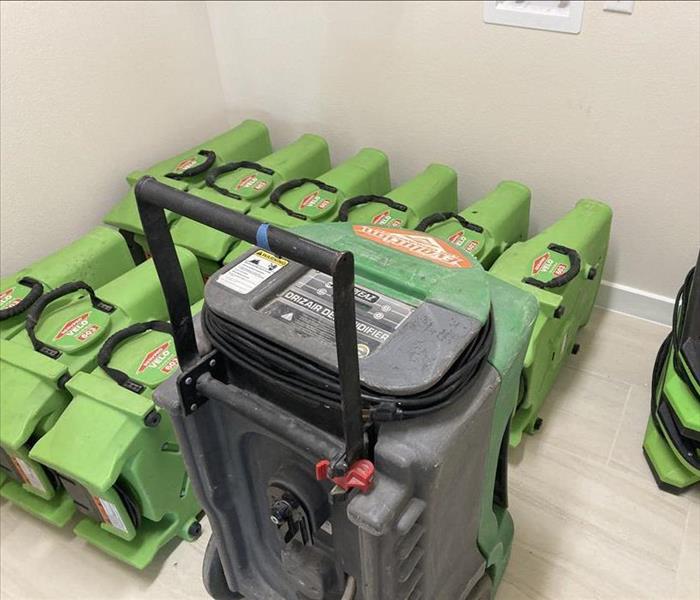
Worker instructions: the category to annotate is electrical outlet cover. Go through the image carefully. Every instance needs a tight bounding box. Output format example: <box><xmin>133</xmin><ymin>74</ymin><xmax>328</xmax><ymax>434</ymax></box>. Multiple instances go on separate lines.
<box><xmin>483</xmin><ymin>1</ymin><xmax>584</xmax><ymax>34</ymax></box>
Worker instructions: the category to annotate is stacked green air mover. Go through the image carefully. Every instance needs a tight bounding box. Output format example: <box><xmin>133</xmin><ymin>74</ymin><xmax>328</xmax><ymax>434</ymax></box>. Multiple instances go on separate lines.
<box><xmin>104</xmin><ymin>119</ymin><xmax>273</xmax><ymax>259</ymax></box>
<box><xmin>0</xmin><ymin>228</ymin><xmax>136</xmax><ymax>340</ymax></box>
<box><xmin>414</xmin><ymin>181</ymin><xmax>531</xmax><ymax>269</ymax></box>
<box><xmin>417</xmin><ymin>193</ymin><xmax>613</xmax><ymax>445</ymax></box>
<box><xmin>0</xmin><ymin>249</ymin><xmax>202</xmax><ymax>542</ymax></box>
<box><xmin>0</xmin><ymin>117</ymin><xmax>616</xmax><ymax>588</ymax></box>
<box><xmin>487</xmin><ymin>200</ymin><xmax>612</xmax><ymax>445</ymax></box>
<box><xmin>644</xmin><ymin>253</ymin><xmax>700</xmax><ymax>493</ymax></box>
<box><xmin>225</xmin><ymin>162</ymin><xmax>459</xmax><ymax>263</ymax></box>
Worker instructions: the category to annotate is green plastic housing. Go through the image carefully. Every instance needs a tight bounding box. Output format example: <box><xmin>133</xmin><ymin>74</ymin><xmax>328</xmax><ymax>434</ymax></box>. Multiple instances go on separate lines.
<box><xmin>0</xmin><ymin>249</ymin><xmax>203</xmax><ymax>525</ymax></box>
<box><xmin>489</xmin><ymin>199</ymin><xmax>613</xmax><ymax>446</ymax></box>
<box><xmin>103</xmin><ymin>120</ymin><xmax>272</xmax><ymax>236</ymax></box>
<box><xmin>29</xmin><ymin>304</ymin><xmax>203</xmax><ymax>568</ymax></box>
<box><xmin>224</xmin><ymin>148</ymin><xmax>391</xmax><ymax>264</ymax></box>
<box><xmin>171</xmin><ymin>134</ymin><xmax>331</xmax><ymax>275</ymax></box>
<box><xmin>341</xmin><ymin>163</ymin><xmax>458</xmax><ymax>228</ymax></box>
<box><xmin>478</xmin><ymin>276</ymin><xmax>538</xmax><ymax>586</ymax></box>
<box><xmin>0</xmin><ymin>227</ymin><xmax>134</xmax><ymax>340</ymax></box>
<box><xmin>420</xmin><ymin>181</ymin><xmax>531</xmax><ymax>269</ymax></box>
<box><xmin>643</xmin><ymin>418</ymin><xmax>700</xmax><ymax>491</ymax></box>
<box><xmin>643</xmin><ymin>337</ymin><xmax>700</xmax><ymax>492</ymax></box>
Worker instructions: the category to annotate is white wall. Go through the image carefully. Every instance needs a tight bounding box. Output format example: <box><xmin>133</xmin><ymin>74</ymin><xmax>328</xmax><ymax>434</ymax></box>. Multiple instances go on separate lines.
<box><xmin>0</xmin><ymin>1</ymin><xmax>227</xmax><ymax>274</ymax></box>
<box><xmin>207</xmin><ymin>0</ymin><xmax>700</xmax><ymax>305</ymax></box>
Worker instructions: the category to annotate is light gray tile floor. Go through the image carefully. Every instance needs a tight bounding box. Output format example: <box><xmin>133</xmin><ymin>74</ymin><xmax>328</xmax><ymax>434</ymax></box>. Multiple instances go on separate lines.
<box><xmin>1</xmin><ymin>308</ymin><xmax>698</xmax><ymax>600</ymax></box>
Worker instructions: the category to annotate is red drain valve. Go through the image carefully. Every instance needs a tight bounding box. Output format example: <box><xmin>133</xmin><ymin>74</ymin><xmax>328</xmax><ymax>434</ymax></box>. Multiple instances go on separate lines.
<box><xmin>315</xmin><ymin>458</ymin><xmax>375</xmax><ymax>493</ymax></box>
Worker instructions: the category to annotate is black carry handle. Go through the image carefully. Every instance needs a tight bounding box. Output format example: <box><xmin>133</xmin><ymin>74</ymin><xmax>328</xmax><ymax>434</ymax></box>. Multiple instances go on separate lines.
<box><xmin>522</xmin><ymin>243</ymin><xmax>581</xmax><ymax>289</ymax></box>
<box><xmin>205</xmin><ymin>161</ymin><xmax>275</xmax><ymax>201</ymax></box>
<box><xmin>135</xmin><ymin>176</ymin><xmax>366</xmax><ymax>472</ymax></box>
<box><xmin>25</xmin><ymin>281</ymin><xmax>115</xmax><ymax>358</ymax></box>
<box><xmin>97</xmin><ymin>320</ymin><xmax>173</xmax><ymax>394</ymax></box>
<box><xmin>165</xmin><ymin>150</ymin><xmax>217</xmax><ymax>180</ymax></box>
<box><xmin>268</xmin><ymin>178</ymin><xmax>339</xmax><ymax>222</ymax></box>
<box><xmin>0</xmin><ymin>277</ymin><xmax>44</xmax><ymax>321</ymax></box>
<box><xmin>338</xmin><ymin>195</ymin><xmax>408</xmax><ymax>223</ymax></box>
<box><xmin>415</xmin><ymin>212</ymin><xmax>484</xmax><ymax>234</ymax></box>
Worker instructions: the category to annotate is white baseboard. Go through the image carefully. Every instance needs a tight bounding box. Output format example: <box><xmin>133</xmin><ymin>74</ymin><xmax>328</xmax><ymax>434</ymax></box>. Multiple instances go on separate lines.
<box><xmin>595</xmin><ymin>280</ymin><xmax>674</xmax><ymax>326</ymax></box>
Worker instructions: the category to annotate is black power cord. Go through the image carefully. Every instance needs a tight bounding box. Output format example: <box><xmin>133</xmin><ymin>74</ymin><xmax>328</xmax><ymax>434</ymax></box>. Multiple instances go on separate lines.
<box><xmin>202</xmin><ymin>303</ymin><xmax>493</xmax><ymax>423</ymax></box>
<box><xmin>671</xmin><ymin>266</ymin><xmax>698</xmax><ymax>399</ymax></box>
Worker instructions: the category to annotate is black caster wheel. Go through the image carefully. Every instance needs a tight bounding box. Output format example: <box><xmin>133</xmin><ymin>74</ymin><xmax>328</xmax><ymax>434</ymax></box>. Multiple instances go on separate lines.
<box><xmin>465</xmin><ymin>573</ymin><xmax>492</xmax><ymax>600</ymax></box>
<box><xmin>203</xmin><ymin>538</ymin><xmax>242</xmax><ymax>600</ymax></box>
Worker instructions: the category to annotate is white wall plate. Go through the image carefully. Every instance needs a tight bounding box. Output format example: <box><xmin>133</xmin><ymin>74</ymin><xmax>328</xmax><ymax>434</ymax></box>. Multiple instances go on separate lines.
<box><xmin>483</xmin><ymin>1</ymin><xmax>585</xmax><ymax>34</ymax></box>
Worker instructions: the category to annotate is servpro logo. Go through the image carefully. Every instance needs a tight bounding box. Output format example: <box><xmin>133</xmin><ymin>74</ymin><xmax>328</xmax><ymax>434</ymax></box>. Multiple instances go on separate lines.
<box><xmin>299</xmin><ymin>191</ymin><xmax>332</xmax><ymax>211</ymax></box>
<box><xmin>172</xmin><ymin>156</ymin><xmax>200</xmax><ymax>174</ymax></box>
<box><xmin>54</xmin><ymin>312</ymin><xmax>100</xmax><ymax>342</ymax></box>
<box><xmin>236</xmin><ymin>175</ymin><xmax>268</xmax><ymax>192</ymax></box>
<box><xmin>447</xmin><ymin>230</ymin><xmax>480</xmax><ymax>254</ymax></box>
<box><xmin>353</xmin><ymin>226</ymin><xmax>472</xmax><ymax>269</ymax></box>
<box><xmin>370</xmin><ymin>210</ymin><xmax>403</xmax><ymax>228</ymax></box>
<box><xmin>531</xmin><ymin>253</ymin><xmax>551</xmax><ymax>275</ymax></box>
<box><xmin>137</xmin><ymin>342</ymin><xmax>178</xmax><ymax>375</ymax></box>
<box><xmin>448</xmin><ymin>231</ymin><xmax>465</xmax><ymax>246</ymax></box>
<box><xmin>0</xmin><ymin>287</ymin><xmax>21</xmax><ymax>310</ymax></box>
<box><xmin>531</xmin><ymin>252</ymin><xmax>568</xmax><ymax>278</ymax></box>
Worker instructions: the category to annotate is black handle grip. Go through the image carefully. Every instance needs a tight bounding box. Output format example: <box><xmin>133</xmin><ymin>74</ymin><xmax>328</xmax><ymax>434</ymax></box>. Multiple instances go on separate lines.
<box><xmin>268</xmin><ymin>178</ymin><xmax>339</xmax><ymax>222</ymax></box>
<box><xmin>0</xmin><ymin>277</ymin><xmax>44</xmax><ymax>321</ymax></box>
<box><xmin>338</xmin><ymin>195</ymin><xmax>408</xmax><ymax>223</ymax></box>
<box><xmin>97</xmin><ymin>320</ymin><xmax>173</xmax><ymax>394</ymax></box>
<box><xmin>415</xmin><ymin>212</ymin><xmax>484</xmax><ymax>234</ymax></box>
<box><xmin>165</xmin><ymin>150</ymin><xmax>216</xmax><ymax>180</ymax></box>
<box><xmin>25</xmin><ymin>281</ymin><xmax>115</xmax><ymax>357</ymax></box>
<box><xmin>522</xmin><ymin>243</ymin><xmax>581</xmax><ymax>289</ymax></box>
<box><xmin>205</xmin><ymin>161</ymin><xmax>275</xmax><ymax>201</ymax></box>
<box><xmin>135</xmin><ymin>176</ymin><xmax>366</xmax><ymax>469</ymax></box>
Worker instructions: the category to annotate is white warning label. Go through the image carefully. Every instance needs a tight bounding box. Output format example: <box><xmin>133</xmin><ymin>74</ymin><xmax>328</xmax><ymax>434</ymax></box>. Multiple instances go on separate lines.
<box><xmin>11</xmin><ymin>456</ymin><xmax>47</xmax><ymax>494</ymax></box>
<box><xmin>93</xmin><ymin>496</ymin><xmax>129</xmax><ymax>533</ymax></box>
<box><xmin>217</xmin><ymin>250</ymin><xmax>288</xmax><ymax>295</ymax></box>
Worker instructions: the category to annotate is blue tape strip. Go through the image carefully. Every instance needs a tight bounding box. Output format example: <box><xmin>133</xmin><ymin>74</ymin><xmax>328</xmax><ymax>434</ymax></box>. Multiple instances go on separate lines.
<box><xmin>256</xmin><ymin>223</ymin><xmax>271</xmax><ymax>251</ymax></box>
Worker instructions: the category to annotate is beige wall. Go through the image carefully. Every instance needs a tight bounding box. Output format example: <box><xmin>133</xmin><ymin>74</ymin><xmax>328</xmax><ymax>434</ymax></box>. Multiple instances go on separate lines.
<box><xmin>0</xmin><ymin>1</ymin><xmax>227</xmax><ymax>274</ymax></box>
<box><xmin>207</xmin><ymin>0</ymin><xmax>700</xmax><ymax>300</ymax></box>
<box><xmin>1</xmin><ymin>1</ymin><xmax>698</xmax><ymax>306</ymax></box>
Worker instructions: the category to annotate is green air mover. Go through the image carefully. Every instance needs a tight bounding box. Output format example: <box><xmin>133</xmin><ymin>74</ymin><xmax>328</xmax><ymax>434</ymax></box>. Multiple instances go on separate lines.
<box><xmin>488</xmin><ymin>199</ymin><xmax>612</xmax><ymax>447</ymax></box>
<box><xmin>170</xmin><ymin>134</ymin><xmax>331</xmax><ymax>276</ymax></box>
<box><xmin>223</xmin><ymin>148</ymin><xmax>391</xmax><ymax>264</ymax></box>
<box><xmin>414</xmin><ymin>181</ymin><xmax>531</xmax><ymax>269</ymax></box>
<box><xmin>103</xmin><ymin>119</ymin><xmax>272</xmax><ymax>256</ymax></box>
<box><xmin>0</xmin><ymin>248</ymin><xmax>203</xmax><ymax>526</ymax></box>
<box><xmin>644</xmin><ymin>255</ymin><xmax>700</xmax><ymax>493</ymax></box>
<box><xmin>28</xmin><ymin>304</ymin><xmax>204</xmax><ymax>568</ymax></box>
<box><xmin>0</xmin><ymin>227</ymin><xmax>135</xmax><ymax>341</ymax></box>
<box><xmin>337</xmin><ymin>163</ymin><xmax>458</xmax><ymax>228</ymax></box>
<box><xmin>134</xmin><ymin>177</ymin><xmax>538</xmax><ymax>599</ymax></box>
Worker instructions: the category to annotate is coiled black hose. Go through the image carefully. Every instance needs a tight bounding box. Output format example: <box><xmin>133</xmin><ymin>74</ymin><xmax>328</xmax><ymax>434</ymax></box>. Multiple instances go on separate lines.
<box><xmin>202</xmin><ymin>303</ymin><xmax>493</xmax><ymax>422</ymax></box>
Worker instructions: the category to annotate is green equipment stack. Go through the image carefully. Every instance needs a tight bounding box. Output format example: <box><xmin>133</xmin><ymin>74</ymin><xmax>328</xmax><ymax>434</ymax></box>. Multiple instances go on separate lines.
<box><xmin>103</xmin><ymin>119</ymin><xmax>272</xmax><ymax>257</ymax></box>
<box><xmin>337</xmin><ymin>163</ymin><xmax>458</xmax><ymax>228</ymax></box>
<box><xmin>171</xmin><ymin>134</ymin><xmax>331</xmax><ymax>275</ymax></box>
<box><xmin>644</xmin><ymin>254</ymin><xmax>700</xmax><ymax>493</ymax></box>
<box><xmin>488</xmin><ymin>199</ymin><xmax>613</xmax><ymax>446</ymax></box>
<box><xmin>223</xmin><ymin>147</ymin><xmax>391</xmax><ymax>263</ymax></box>
<box><xmin>0</xmin><ymin>227</ymin><xmax>135</xmax><ymax>340</ymax></box>
<box><xmin>28</xmin><ymin>303</ymin><xmax>205</xmax><ymax>568</ymax></box>
<box><xmin>415</xmin><ymin>181</ymin><xmax>531</xmax><ymax>269</ymax></box>
<box><xmin>0</xmin><ymin>249</ymin><xmax>202</xmax><ymax>527</ymax></box>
